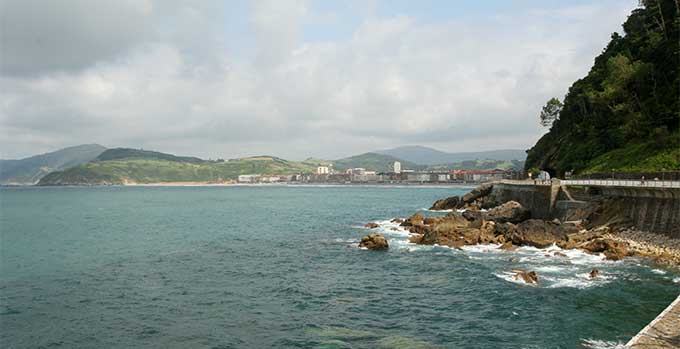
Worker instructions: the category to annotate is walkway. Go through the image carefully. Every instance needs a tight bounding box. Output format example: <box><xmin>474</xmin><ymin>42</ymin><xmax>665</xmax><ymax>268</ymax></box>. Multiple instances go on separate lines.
<box><xmin>627</xmin><ymin>294</ymin><xmax>680</xmax><ymax>348</ymax></box>
<box><xmin>497</xmin><ymin>179</ymin><xmax>680</xmax><ymax>189</ymax></box>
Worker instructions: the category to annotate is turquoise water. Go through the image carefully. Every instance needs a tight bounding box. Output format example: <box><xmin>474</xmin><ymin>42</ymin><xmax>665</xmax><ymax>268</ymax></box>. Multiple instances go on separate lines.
<box><xmin>1</xmin><ymin>185</ymin><xmax>678</xmax><ymax>348</ymax></box>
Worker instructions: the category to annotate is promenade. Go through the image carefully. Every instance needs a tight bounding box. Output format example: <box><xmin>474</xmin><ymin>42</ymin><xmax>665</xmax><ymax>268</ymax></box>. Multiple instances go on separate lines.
<box><xmin>498</xmin><ymin>179</ymin><xmax>680</xmax><ymax>188</ymax></box>
<box><xmin>627</xmin><ymin>295</ymin><xmax>680</xmax><ymax>348</ymax></box>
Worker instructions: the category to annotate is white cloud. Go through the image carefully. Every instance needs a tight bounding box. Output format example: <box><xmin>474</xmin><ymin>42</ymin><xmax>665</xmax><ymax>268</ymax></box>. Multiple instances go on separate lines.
<box><xmin>0</xmin><ymin>0</ymin><xmax>638</xmax><ymax>160</ymax></box>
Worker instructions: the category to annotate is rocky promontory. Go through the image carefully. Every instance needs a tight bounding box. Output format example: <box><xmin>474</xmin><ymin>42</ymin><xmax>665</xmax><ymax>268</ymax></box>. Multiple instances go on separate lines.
<box><xmin>405</xmin><ymin>183</ymin><xmax>680</xmax><ymax>267</ymax></box>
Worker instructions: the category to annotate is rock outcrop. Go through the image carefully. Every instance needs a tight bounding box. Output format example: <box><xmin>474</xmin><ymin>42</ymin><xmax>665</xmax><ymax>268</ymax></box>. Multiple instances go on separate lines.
<box><xmin>359</xmin><ymin>233</ymin><xmax>389</xmax><ymax>250</ymax></box>
<box><xmin>364</xmin><ymin>222</ymin><xmax>379</xmax><ymax>229</ymax></box>
<box><xmin>581</xmin><ymin>238</ymin><xmax>629</xmax><ymax>260</ymax></box>
<box><xmin>429</xmin><ymin>196</ymin><xmax>460</xmax><ymax>211</ymax></box>
<box><xmin>513</xmin><ymin>269</ymin><xmax>539</xmax><ymax>286</ymax></box>
<box><xmin>510</xmin><ymin>220</ymin><xmax>580</xmax><ymax>248</ymax></box>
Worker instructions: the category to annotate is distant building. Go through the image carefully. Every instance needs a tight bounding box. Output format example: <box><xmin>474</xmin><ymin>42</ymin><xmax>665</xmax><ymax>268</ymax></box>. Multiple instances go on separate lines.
<box><xmin>450</xmin><ymin>169</ymin><xmax>512</xmax><ymax>182</ymax></box>
<box><xmin>317</xmin><ymin>166</ymin><xmax>329</xmax><ymax>175</ymax></box>
<box><xmin>237</xmin><ymin>174</ymin><xmax>259</xmax><ymax>183</ymax></box>
<box><xmin>393</xmin><ymin>161</ymin><xmax>401</xmax><ymax>174</ymax></box>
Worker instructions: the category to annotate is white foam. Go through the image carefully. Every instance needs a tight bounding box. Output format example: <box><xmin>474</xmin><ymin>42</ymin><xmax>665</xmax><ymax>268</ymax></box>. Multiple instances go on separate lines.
<box><xmin>581</xmin><ymin>339</ymin><xmax>628</xmax><ymax>349</ymax></box>
<box><xmin>544</xmin><ymin>274</ymin><xmax>613</xmax><ymax>289</ymax></box>
<box><xmin>422</xmin><ymin>208</ymin><xmax>453</xmax><ymax>212</ymax></box>
<box><xmin>535</xmin><ymin>265</ymin><xmax>566</xmax><ymax>273</ymax></box>
<box><xmin>651</xmin><ymin>269</ymin><xmax>667</xmax><ymax>275</ymax></box>
<box><xmin>460</xmin><ymin>244</ymin><xmax>502</xmax><ymax>253</ymax></box>
<box><xmin>673</xmin><ymin>277</ymin><xmax>680</xmax><ymax>283</ymax></box>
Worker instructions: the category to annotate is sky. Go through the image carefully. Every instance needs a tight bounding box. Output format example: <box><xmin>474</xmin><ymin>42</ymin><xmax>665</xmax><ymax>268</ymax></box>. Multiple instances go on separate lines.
<box><xmin>0</xmin><ymin>0</ymin><xmax>638</xmax><ymax>160</ymax></box>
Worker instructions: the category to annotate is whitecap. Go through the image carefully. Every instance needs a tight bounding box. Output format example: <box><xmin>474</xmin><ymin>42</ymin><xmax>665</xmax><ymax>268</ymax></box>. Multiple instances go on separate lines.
<box><xmin>581</xmin><ymin>339</ymin><xmax>628</xmax><ymax>349</ymax></box>
<box><xmin>461</xmin><ymin>244</ymin><xmax>502</xmax><ymax>254</ymax></box>
<box><xmin>673</xmin><ymin>277</ymin><xmax>680</xmax><ymax>283</ymax></box>
<box><xmin>651</xmin><ymin>269</ymin><xmax>667</xmax><ymax>275</ymax></box>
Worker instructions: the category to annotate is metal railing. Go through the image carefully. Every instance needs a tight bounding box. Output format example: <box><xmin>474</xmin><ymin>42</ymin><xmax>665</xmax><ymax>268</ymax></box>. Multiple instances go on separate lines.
<box><xmin>560</xmin><ymin>179</ymin><xmax>680</xmax><ymax>188</ymax></box>
<box><xmin>496</xmin><ymin>179</ymin><xmax>680</xmax><ymax>188</ymax></box>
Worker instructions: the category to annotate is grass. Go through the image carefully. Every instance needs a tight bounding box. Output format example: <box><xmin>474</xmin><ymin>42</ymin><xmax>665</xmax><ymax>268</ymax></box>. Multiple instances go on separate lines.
<box><xmin>39</xmin><ymin>157</ymin><xmax>316</xmax><ymax>185</ymax></box>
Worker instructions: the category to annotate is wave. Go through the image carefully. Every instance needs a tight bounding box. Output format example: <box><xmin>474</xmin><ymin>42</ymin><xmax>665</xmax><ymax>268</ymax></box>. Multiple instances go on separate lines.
<box><xmin>581</xmin><ymin>339</ymin><xmax>628</xmax><ymax>349</ymax></box>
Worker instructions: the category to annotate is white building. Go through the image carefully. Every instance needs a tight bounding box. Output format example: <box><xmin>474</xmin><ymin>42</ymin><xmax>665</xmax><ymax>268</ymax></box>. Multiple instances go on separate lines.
<box><xmin>393</xmin><ymin>161</ymin><xmax>401</xmax><ymax>174</ymax></box>
<box><xmin>238</xmin><ymin>174</ymin><xmax>259</xmax><ymax>183</ymax></box>
<box><xmin>317</xmin><ymin>166</ymin><xmax>330</xmax><ymax>175</ymax></box>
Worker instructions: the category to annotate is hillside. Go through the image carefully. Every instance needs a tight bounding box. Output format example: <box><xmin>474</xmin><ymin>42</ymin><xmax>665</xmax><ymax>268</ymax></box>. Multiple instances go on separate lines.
<box><xmin>425</xmin><ymin>159</ymin><xmax>525</xmax><ymax>172</ymax></box>
<box><xmin>0</xmin><ymin>144</ymin><xmax>106</xmax><ymax>185</ymax></box>
<box><xmin>375</xmin><ymin>146</ymin><xmax>526</xmax><ymax>165</ymax></box>
<box><xmin>38</xmin><ymin>149</ymin><xmax>315</xmax><ymax>185</ymax></box>
<box><xmin>525</xmin><ymin>0</ymin><xmax>680</xmax><ymax>176</ymax></box>
<box><xmin>330</xmin><ymin>152</ymin><xmax>423</xmax><ymax>172</ymax></box>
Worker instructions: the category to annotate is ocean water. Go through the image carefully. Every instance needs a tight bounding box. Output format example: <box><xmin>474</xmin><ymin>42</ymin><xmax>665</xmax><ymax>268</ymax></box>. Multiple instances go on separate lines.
<box><xmin>0</xmin><ymin>185</ymin><xmax>678</xmax><ymax>348</ymax></box>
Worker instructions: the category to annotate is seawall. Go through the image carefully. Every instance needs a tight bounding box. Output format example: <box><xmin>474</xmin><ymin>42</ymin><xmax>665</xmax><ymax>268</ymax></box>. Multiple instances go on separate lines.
<box><xmin>489</xmin><ymin>182</ymin><xmax>680</xmax><ymax>239</ymax></box>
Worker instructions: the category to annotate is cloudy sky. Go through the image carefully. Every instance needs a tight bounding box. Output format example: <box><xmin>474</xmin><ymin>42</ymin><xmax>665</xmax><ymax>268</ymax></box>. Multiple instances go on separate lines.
<box><xmin>1</xmin><ymin>0</ymin><xmax>638</xmax><ymax>160</ymax></box>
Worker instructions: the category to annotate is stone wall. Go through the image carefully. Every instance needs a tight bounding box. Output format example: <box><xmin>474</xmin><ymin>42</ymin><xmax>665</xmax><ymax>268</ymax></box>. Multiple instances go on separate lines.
<box><xmin>490</xmin><ymin>183</ymin><xmax>680</xmax><ymax>238</ymax></box>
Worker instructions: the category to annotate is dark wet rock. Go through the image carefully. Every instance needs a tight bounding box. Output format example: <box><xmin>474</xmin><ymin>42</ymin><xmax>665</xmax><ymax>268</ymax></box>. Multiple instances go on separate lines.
<box><xmin>400</xmin><ymin>212</ymin><xmax>424</xmax><ymax>227</ymax></box>
<box><xmin>359</xmin><ymin>233</ymin><xmax>389</xmax><ymax>250</ymax></box>
<box><xmin>513</xmin><ymin>269</ymin><xmax>539</xmax><ymax>286</ymax></box>
<box><xmin>508</xmin><ymin>257</ymin><xmax>519</xmax><ymax>263</ymax></box>
<box><xmin>553</xmin><ymin>251</ymin><xmax>568</xmax><ymax>258</ymax></box>
<box><xmin>429</xmin><ymin>196</ymin><xmax>460</xmax><ymax>211</ymax></box>
<box><xmin>510</xmin><ymin>219</ymin><xmax>580</xmax><ymax>248</ymax></box>
<box><xmin>391</xmin><ymin>218</ymin><xmax>404</xmax><ymax>224</ymax></box>
<box><xmin>589</xmin><ymin>268</ymin><xmax>600</xmax><ymax>278</ymax></box>
<box><xmin>423</xmin><ymin>217</ymin><xmax>441</xmax><ymax>225</ymax></box>
<box><xmin>364</xmin><ymin>222</ymin><xmax>379</xmax><ymax>229</ymax></box>
<box><xmin>581</xmin><ymin>238</ymin><xmax>629</xmax><ymax>260</ymax></box>
<box><xmin>460</xmin><ymin>183</ymin><xmax>494</xmax><ymax>207</ymax></box>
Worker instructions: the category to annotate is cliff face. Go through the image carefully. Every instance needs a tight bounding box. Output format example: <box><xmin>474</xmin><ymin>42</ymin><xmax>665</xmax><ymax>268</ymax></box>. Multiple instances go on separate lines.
<box><xmin>525</xmin><ymin>1</ymin><xmax>680</xmax><ymax>176</ymax></box>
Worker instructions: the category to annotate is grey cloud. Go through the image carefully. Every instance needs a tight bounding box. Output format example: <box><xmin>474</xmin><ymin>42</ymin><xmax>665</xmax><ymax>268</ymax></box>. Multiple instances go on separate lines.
<box><xmin>0</xmin><ymin>0</ymin><xmax>638</xmax><ymax>160</ymax></box>
<box><xmin>0</xmin><ymin>0</ymin><xmax>156</xmax><ymax>76</ymax></box>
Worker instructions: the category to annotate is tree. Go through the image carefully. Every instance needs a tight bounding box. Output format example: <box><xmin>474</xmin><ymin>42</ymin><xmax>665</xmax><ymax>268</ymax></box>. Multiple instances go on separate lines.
<box><xmin>539</xmin><ymin>97</ymin><xmax>563</xmax><ymax>127</ymax></box>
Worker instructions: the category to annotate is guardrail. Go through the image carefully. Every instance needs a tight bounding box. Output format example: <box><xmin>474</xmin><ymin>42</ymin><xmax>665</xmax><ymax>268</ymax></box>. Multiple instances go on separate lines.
<box><xmin>561</xmin><ymin>179</ymin><xmax>680</xmax><ymax>188</ymax></box>
<box><xmin>496</xmin><ymin>179</ymin><xmax>680</xmax><ymax>188</ymax></box>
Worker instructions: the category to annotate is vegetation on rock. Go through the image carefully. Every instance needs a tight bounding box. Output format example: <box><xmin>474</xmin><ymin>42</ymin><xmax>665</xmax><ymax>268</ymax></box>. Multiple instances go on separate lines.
<box><xmin>526</xmin><ymin>0</ymin><xmax>680</xmax><ymax>175</ymax></box>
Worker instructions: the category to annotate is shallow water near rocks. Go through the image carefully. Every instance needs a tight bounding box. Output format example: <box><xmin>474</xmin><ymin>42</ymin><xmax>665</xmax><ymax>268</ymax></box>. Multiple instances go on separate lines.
<box><xmin>1</xmin><ymin>185</ymin><xmax>678</xmax><ymax>348</ymax></box>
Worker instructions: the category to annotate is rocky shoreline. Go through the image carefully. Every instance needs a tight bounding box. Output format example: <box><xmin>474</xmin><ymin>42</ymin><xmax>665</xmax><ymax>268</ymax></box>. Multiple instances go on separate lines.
<box><xmin>360</xmin><ymin>183</ymin><xmax>680</xmax><ymax>284</ymax></box>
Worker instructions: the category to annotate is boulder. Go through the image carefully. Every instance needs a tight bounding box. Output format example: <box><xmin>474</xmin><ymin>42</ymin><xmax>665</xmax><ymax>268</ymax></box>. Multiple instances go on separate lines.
<box><xmin>460</xmin><ymin>183</ymin><xmax>494</xmax><ymax>207</ymax></box>
<box><xmin>423</xmin><ymin>217</ymin><xmax>441</xmax><ymax>225</ymax></box>
<box><xmin>364</xmin><ymin>222</ymin><xmax>379</xmax><ymax>229</ymax></box>
<box><xmin>498</xmin><ymin>241</ymin><xmax>518</xmax><ymax>251</ymax></box>
<box><xmin>400</xmin><ymin>212</ymin><xmax>424</xmax><ymax>227</ymax></box>
<box><xmin>589</xmin><ymin>268</ymin><xmax>600</xmax><ymax>279</ymax></box>
<box><xmin>512</xmin><ymin>269</ymin><xmax>539</xmax><ymax>286</ymax></box>
<box><xmin>510</xmin><ymin>220</ymin><xmax>580</xmax><ymax>248</ymax></box>
<box><xmin>581</xmin><ymin>238</ymin><xmax>629</xmax><ymax>260</ymax></box>
<box><xmin>484</xmin><ymin>201</ymin><xmax>531</xmax><ymax>224</ymax></box>
<box><xmin>508</xmin><ymin>257</ymin><xmax>519</xmax><ymax>263</ymax></box>
<box><xmin>359</xmin><ymin>233</ymin><xmax>389</xmax><ymax>250</ymax></box>
<box><xmin>391</xmin><ymin>218</ymin><xmax>404</xmax><ymax>224</ymax></box>
<box><xmin>429</xmin><ymin>196</ymin><xmax>460</xmax><ymax>211</ymax></box>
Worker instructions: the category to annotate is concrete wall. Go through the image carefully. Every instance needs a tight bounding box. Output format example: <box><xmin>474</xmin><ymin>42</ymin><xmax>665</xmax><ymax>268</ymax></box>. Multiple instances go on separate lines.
<box><xmin>491</xmin><ymin>183</ymin><xmax>680</xmax><ymax>238</ymax></box>
<box><xmin>490</xmin><ymin>184</ymin><xmax>553</xmax><ymax>219</ymax></box>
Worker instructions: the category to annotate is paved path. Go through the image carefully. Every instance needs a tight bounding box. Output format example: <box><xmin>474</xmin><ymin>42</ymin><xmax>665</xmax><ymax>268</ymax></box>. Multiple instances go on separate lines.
<box><xmin>627</xmin><ymin>294</ymin><xmax>680</xmax><ymax>348</ymax></box>
<box><xmin>498</xmin><ymin>179</ymin><xmax>680</xmax><ymax>189</ymax></box>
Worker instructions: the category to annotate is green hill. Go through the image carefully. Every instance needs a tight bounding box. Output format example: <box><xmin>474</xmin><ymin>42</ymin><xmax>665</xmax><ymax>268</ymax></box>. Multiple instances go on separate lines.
<box><xmin>525</xmin><ymin>0</ymin><xmax>679</xmax><ymax>176</ymax></box>
<box><xmin>426</xmin><ymin>159</ymin><xmax>525</xmax><ymax>171</ymax></box>
<box><xmin>330</xmin><ymin>152</ymin><xmax>423</xmax><ymax>172</ymax></box>
<box><xmin>38</xmin><ymin>149</ymin><xmax>315</xmax><ymax>185</ymax></box>
<box><xmin>0</xmin><ymin>144</ymin><xmax>106</xmax><ymax>185</ymax></box>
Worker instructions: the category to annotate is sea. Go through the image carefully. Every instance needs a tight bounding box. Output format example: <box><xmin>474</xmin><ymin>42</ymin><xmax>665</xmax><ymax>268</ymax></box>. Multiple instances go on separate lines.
<box><xmin>1</xmin><ymin>185</ymin><xmax>678</xmax><ymax>348</ymax></box>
